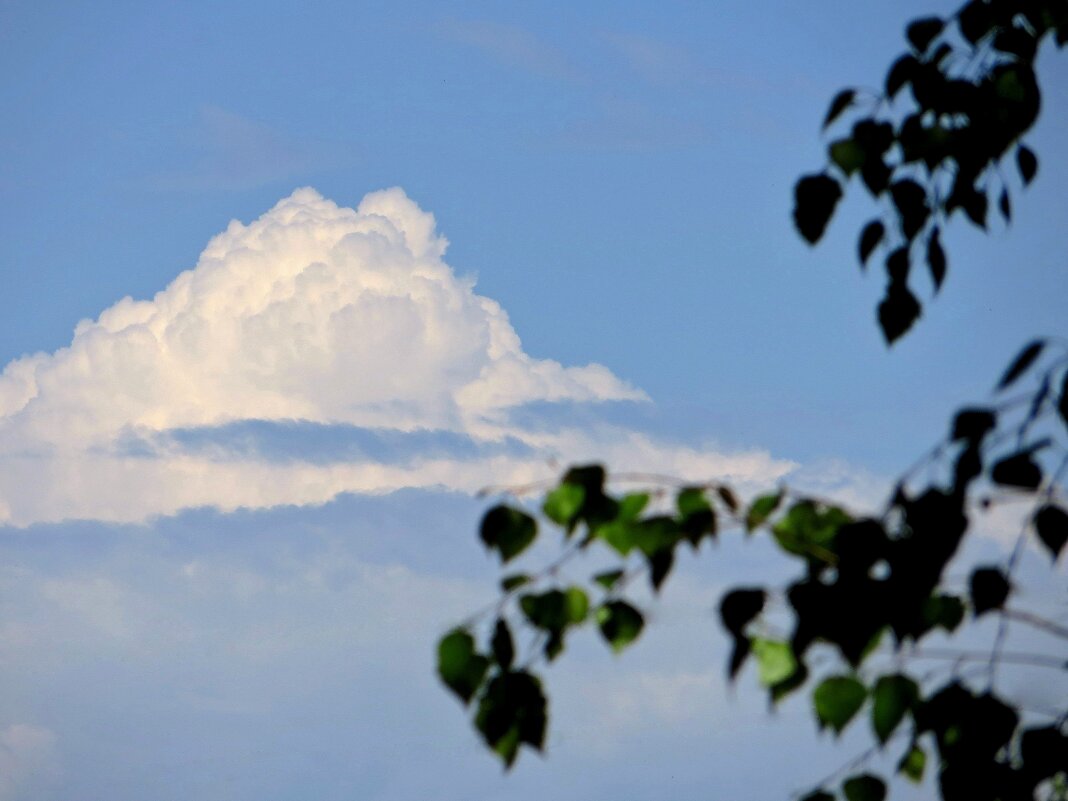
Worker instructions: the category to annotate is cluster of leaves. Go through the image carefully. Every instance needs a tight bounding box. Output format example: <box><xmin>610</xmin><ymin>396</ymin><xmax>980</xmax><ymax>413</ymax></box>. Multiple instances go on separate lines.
<box><xmin>438</xmin><ymin>340</ymin><xmax>1068</xmax><ymax>796</ymax></box>
<box><xmin>794</xmin><ymin>0</ymin><xmax>1067</xmax><ymax>343</ymax></box>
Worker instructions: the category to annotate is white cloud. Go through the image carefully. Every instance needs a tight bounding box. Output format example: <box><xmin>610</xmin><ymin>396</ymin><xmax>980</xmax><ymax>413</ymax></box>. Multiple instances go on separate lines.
<box><xmin>0</xmin><ymin>187</ymin><xmax>802</xmax><ymax>526</ymax></box>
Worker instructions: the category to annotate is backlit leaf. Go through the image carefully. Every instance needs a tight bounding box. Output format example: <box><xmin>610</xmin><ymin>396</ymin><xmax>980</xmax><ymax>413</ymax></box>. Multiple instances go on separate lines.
<box><xmin>871</xmin><ymin>674</ymin><xmax>919</xmax><ymax>743</ymax></box>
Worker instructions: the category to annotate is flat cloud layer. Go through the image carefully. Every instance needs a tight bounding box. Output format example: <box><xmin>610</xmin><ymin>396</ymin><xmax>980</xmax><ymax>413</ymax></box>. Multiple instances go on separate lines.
<box><xmin>0</xmin><ymin>188</ymin><xmax>794</xmax><ymax>525</ymax></box>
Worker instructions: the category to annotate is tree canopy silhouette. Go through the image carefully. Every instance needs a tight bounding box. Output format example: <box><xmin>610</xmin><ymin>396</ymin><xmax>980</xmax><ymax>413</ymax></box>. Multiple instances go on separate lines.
<box><xmin>437</xmin><ymin>3</ymin><xmax>1068</xmax><ymax>799</ymax></box>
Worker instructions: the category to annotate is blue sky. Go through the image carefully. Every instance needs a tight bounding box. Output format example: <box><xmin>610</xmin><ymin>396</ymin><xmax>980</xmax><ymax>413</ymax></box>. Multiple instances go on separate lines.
<box><xmin>1</xmin><ymin>1</ymin><xmax>1066</xmax><ymax>799</ymax></box>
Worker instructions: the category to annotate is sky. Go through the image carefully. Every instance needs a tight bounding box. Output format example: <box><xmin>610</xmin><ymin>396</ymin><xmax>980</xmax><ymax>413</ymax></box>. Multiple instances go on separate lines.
<box><xmin>1</xmin><ymin>1</ymin><xmax>1066</xmax><ymax>799</ymax></box>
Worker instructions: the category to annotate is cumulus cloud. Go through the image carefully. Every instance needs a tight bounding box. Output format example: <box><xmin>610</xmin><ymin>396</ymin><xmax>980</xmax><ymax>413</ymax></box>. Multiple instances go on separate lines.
<box><xmin>0</xmin><ymin>187</ymin><xmax>798</xmax><ymax>525</ymax></box>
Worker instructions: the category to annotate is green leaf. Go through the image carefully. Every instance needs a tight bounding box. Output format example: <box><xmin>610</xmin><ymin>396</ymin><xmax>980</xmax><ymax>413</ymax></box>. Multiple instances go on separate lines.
<box><xmin>593</xmin><ymin>569</ymin><xmax>625</xmax><ymax>590</ymax></box>
<box><xmin>842</xmin><ymin>774</ymin><xmax>886</xmax><ymax>801</ymax></box>
<box><xmin>618</xmin><ymin>492</ymin><xmax>650</xmax><ymax>521</ymax></box>
<box><xmin>491</xmin><ymin>618</ymin><xmax>515</xmax><ymax>669</ymax></box>
<box><xmin>677</xmin><ymin>487</ymin><xmax>710</xmax><ymax>517</ymax></box>
<box><xmin>990</xmin><ymin>451</ymin><xmax>1043</xmax><ymax>489</ymax></box>
<box><xmin>906</xmin><ymin>16</ymin><xmax>943</xmax><ymax>52</ymax></box>
<box><xmin>1034</xmin><ymin>504</ymin><xmax>1068</xmax><ymax>562</ymax></box>
<box><xmin>597</xmin><ymin>601</ymin><xmax>644</xmax><ymax>652</ymax></box>
<box><xmin>772</xmin><ymin>500</ymin><xmax>851</xmax><ymax>559</ymax></box>
<box><xmin>500</xmin><ymin>573</ymin><xmax>530</xmax><ymax>592</ymax></box>
<box><xmin>677</xmin><ymin>487</ymin><xmax>716</xmax><ymax>546</ymax></box>
<box><xmin>437</xmin><ymin>629</ymin><xmax>489</xmax><ymax>704</ymax></box>
<box><xmin>542</xmin><ymin>482</ymin><xmax>585</xmax><ymax>527</ymax></box>
<box><xmin>830</xmin><ymin>138</ymin><xmax>866</xmax><ymax>175</ymax></box>
<box><xmin>746</xmin><ymin>491</ymin><xmax>783</xmax><ymax>531</ymax></box>
<box><xmin>1017</xmin><ymin>144</ymin><xmax>1038</xmax><ymax>186</ymax></box>
<box><xmin>871</xmin><ymin>674</ymin><xmax>919</xmax><ymax>743</ymax></box>
<box><xmin>969</xmin><ymin>567</ymin><xmax>1011</xmax><ymax>615</ymax></box>
<box><xmin>597</xmin><ymin>520</ymin><xmax>636</xmax><ymax>555</ymax></box>
<box><xmin>751</xmin><ymin>639</ymin><xmax>797</xmax><ymax>687</ymax></box>
<box><xmin>474</xmin><ymin>670</ymin><xmax>547</xmax><ymax>767</ymax></box>
<box><xmin>859</xmin><ymin>220</ymin><xmax>884</xmax><ymax>266</ymax></box>
<box><xmin>823</xmin><ymin>89</ymin><xmax>855</xmax><ymax>129</ymax></box>
<box><xmin>794</xmin><ymin>173</ymin><xmax>843</xmax><ymax>244</ymax></box>
<box><xmin>897</xmin><ymin>743</ymin><xmax>926</xmax><ymax>782</ymax></box>
<box><xmin>564</xmin><ymin>587</ymin><xmax>589</xmax><ymax>623</ymax></box>
<box><xmin>921</xmin><ymin>594</ymin><xmax>965</xmax><ymax>633</ymax></box>
<box><xmin>480</xmin><ymin>505</ymin><xmax>537</xmax><ymax>563</ymax></box>
<box><xmin>926</xmin><ymin>228</ymin><xmax>946</xmax><ymax>291</ymax></box>
<box><xmin>998</xmin><ymin>339</ymin><xmax>1045</xmax><ymax>389</ymax></box>
<box><xmin>814</xmin><ymin>675</ymin><xmax>868</xmax><ymax>735</ymax></box>
<box><xmin>520</xmin><ymin>588</ymin><xmax>588</xmax><ymax>634</ymax></box>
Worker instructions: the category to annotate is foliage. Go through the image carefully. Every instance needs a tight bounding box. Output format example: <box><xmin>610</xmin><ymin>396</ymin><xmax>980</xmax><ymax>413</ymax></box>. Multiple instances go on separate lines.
<box><xmin>796</xmin><ymin>0</ymin><xmax>1067</xmax><ymax>344</ymax></box>
<box><xmin>437</xmin><ymin>1</ymin><xmax>1068</xmax><ymax>799</ymax></box>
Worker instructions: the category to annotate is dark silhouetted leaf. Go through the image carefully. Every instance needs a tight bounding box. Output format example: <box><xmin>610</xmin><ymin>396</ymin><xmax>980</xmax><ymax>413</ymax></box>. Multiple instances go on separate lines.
<box><xmin>969</xmin><ymin>567</ymin><xmax>1011</xmax><ymax>615</ymax></box>
<box><xmin>720</xmin><ymin>588</ymin><xmax>766</xmax><ymax>637</ymax></box>
<box><xmin>950</xmin><ymin>408</ymin><xmax>996</xmax><ymax>442</ymax></box>
<box><xmin>794</xmin><ymin>174</ymin><xmax>843</xmax><ymax>244</ymax></box>
<box><xmin>474</xmin><ymin>669</ymin><xmax>547</xmax><ymax>766</ymax></box>
<box><xmin>501</xmin><ymin>573</ymin><xmax>530</xmax><ymax>592</ymax></box>
<box><xmin>1017</xmin><ymin>145</ymin><xmax>1038</xmax><ymax>185</ymax></box>
<box><xmin>1060</xmin><ymin>370</ymin><xmax>1068</xmax><ymax>426</ymax></box>
<box><xmin>898</xmin><ymin>744</ymin><xmax>926</xmax><ymax>782</ymax></box>
<box><xmin>990</xmin><ymin>451</ymin><xmax>1042</xmax><ymax>489</ymax></box>
<box><xmin>751</xmin><ymin>639</ymin><xmax>797</xmax><ymax>686</ymax></box>
<box><xmin>998</xmin><ymin>188</ymin><xmax>1011</xmax><ymax>223</ymax></box>
<box><xmin>481</xmin><ymin>505</ymin><xmax>537</xmax><ymax>563</ymax></box>
<box><xmin>907</xmin><ymin>16</ymin><xmax>943</xmax><ymax>52</ymax></box>
<box><xmin>647</xmin><ymin>547</ymin><xmax>674</xmax><ymax>591</ymax></box>
<box><xmin>859</xmin><ymin>220</ymin><xmax>884</xmax><ymax>266</ymax></box>
<box><xmin>746</xmin><ymin>491</ymin><xmax>783</xmax><ymax>531</ymax></box>
<box><xmin>824</xmin><ymin>89</ymin><xmax>856</xmax><ymax>129</ymax></box>
<box><xmin>890</xmin><ymin>179</ymin><xmax>929</xmax><ymax>240</ymax></box>
<box><xmin>871</xmin><ymin>674</ymin><xmax>919</xmax><ymax>743</ymax></box>
<box><xmin>927</xmin><ymin>228</ymin><xmax>946</xmax><ymax>291</ymax></box>
<box><xmin>800</xmin><ymin>792</ymin><xmax>835</xmax><ymax>801</ymax></box>
<box><xmin>885</xmin><ymin>247</ymin><xmax>909</xmax><ymax>283</ymax></box>
<box><xmin>878</xmin><ymin>284</ymin><xmax>921</xmax><ymax>345</ymax></box>
<box><xmin>814</xmin><ymin>675</ymin><xmax>867</xmax><ymax>734</ymax></box>
<box><xmin>886</xmin><ymin>54</ymin><xmax>918</xmax><ymax>98</ymax></box>
<box><xmin>716</xmin><ymin>485</ymin><xmax>739</xmax><ymax>512</ymax></box>
<box><xmin>1020</xmin><ymin>726</ymin><xmax>1068</xmax><ymax>782</ymax></box>
<box><xmin>998</xmin><ymin>340</ymin><xmax>1044</xmax><ymax>389</ymax></box>
<box><xmin>959</xmin><ymin>0</ymin><xmax>994</xmax><ymax>43</ymax></box>
<box><xmin>960</xmin><ymin>185</ymin><xmax>988</xmax><ymax>229</ymax></box>
<box><xmin>492</xmin><ymin>618</ymin><xmax>515</xmax><ymax>669</ymax></box>
<box><xmin>542</xmin><ymin>483</ymin><xmax>584</xmax><ymax>527</ymax></box>
<box><xmin>843</xmin><ymin>774</ymin><xmax>886</xmax><ymax>801</ymax></box>
<box><xmin>438</xmin><ymin>629</ymin><xmax>489</xmax><ymax>704</ymax></box>
<box><xmin>1033</xmin><ymin>505</ymin><xmax>1068</xmax><ymax>561</ymax></box>
<box><xmin>597</xmin><ymin>601</ymin><xmax>644</xmax><ymax>652</ymax></box>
